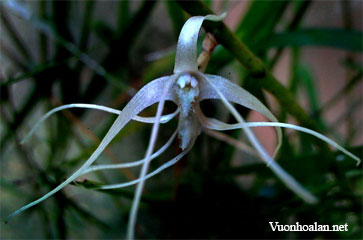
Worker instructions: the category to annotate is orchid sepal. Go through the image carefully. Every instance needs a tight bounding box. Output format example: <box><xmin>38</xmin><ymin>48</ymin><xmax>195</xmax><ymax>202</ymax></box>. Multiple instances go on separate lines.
<box><xmin>174</xmin><ymin>14</ymin><xmax>226</xmax><ymax>73</ymax></box>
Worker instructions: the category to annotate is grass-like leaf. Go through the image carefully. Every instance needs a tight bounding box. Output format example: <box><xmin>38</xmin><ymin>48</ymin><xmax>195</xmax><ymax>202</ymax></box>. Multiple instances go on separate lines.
<box><xmin>267</xmin><ymin>29</ymin><xmax>363</xmax><ymax>52</ymax></box>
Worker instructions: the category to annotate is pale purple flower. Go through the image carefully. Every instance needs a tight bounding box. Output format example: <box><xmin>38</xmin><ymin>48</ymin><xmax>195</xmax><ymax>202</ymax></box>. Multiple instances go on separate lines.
<box><xmin>8</xmin><ymin>14</ymin><xmax>360</xmax><ymax>239</ymax></box>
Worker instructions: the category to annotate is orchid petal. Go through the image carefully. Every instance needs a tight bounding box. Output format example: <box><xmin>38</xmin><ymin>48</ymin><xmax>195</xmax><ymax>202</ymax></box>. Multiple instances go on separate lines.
<box><xmin>174</xmin><ymin>14</ymin><xmax>225</xmax><ymax>73</ymax></box>
<box><xmin>21</xmin><ymin>103</ymin><xmax>179</xmax><ymax>144</ymax></box>
<box><xmin>98</xmin><ymin>139</ymin><xmax>195</xmax><ymax>190</ymax></box>
<box><xmin>8</xmin><ymin>75</ymin><xmax>178</xmax><ymax>219</ymax></box>
<box><xmin>127</xmin><ymin>77</ymin><xmax>176</xmax><ymax>239</ymax></box>
<box><xmin>202</xmin><ymin>119</ymin><xmax>361</xmax><ymax>166</ymax></box>
<box><xmin>211</xmin><ymin>124</ymin><xmax>320</xmax><ymax>204</ymax></box>
<box><xmin>198</xmin><ymin>74</ymin><xmax>282</xmax><ymax>158</ymax></box>
<box><xmin>133</xmin><ymin>109</ymin><xmax>179</xmax><ymax>124</ymax></box>
<box><xmin>198</xmin><ymin>74</ymin><xmax>318</xmax><ymax>204</ymax></box>
<box><xmin>81</xmin><ymin>130</ymin><xmax>177</xmax><ymax>174</ymax></box>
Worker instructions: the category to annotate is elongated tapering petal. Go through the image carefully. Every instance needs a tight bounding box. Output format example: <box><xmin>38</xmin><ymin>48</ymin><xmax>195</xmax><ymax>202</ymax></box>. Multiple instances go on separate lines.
<box><xmin>174</xmin><ymin>14</ymin><xmax>225</xmax><ymax>73</ymax></box>
<box><xmin>98</xmin><ymin>141</ymin><xmax>194</xmax><ymax>190</ymax></box>
<box><xmin>8</xmin><ymin>75</ymin><xmax>178</xmax><ymax>219</ymax></box>
<box><xmin>127</xmin><ymin>77</ymin><xmax>176</xmax><ymax>239</ymax></box>
<box><xmin>21</xmin><ymin>103</ymin><xmax>180</xmax><ymax>144</ymax></box>
<box><xmin>198</xmin><ymin>74</ymin><xmax>282</xmax><ymax>158</ymax></box>
<box><xmin>201</xmin><ymin>118</ymin><xmax>361</xmax><ymax>166</ymax></box>
<box><xmin>81</xmin><ymin>130</ymin><xmax>177</xmax><ymax>174</ymax></box>
<box><xmin>198</xmin><ymin>74</ymin><xmax>318</xmax><ymax>204</ymax></box>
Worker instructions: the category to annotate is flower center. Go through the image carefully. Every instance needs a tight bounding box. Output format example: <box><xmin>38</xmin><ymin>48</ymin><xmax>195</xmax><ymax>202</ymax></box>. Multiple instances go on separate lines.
<box><xmin>176</xmin><ymin>73</ymin><xmax>199</xmax><ymax>117</ymax></box>
<box><xmin>175</xmin><ymin>73</ymin><xmax>201</xmax><ymax>150</ymax></box>
<box><xmin>177</xmin><ymin>73</ymin><xmax>198</xmax><ymax>89</ymax></box>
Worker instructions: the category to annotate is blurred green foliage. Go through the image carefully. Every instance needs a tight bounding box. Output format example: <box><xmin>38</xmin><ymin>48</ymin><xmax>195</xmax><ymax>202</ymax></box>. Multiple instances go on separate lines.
<box><xmin>0</xmin><ymin>0</ymin><xmax>362</xmax><ymax>239</ymax></box>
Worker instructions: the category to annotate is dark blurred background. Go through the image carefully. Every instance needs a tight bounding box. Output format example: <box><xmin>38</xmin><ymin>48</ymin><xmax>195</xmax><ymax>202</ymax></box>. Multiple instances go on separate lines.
<box><xmin>0</xmin><ymin>0</ymin><xmax>362</xmax><ymax>239</ymax></box>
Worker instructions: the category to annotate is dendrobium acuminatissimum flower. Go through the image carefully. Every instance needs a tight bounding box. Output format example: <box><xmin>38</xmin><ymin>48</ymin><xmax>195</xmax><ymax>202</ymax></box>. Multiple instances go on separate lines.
<box><xmin>8</xmin><ymin>15</ymin><xmax>360</xmax><ymax>239</ymax></box>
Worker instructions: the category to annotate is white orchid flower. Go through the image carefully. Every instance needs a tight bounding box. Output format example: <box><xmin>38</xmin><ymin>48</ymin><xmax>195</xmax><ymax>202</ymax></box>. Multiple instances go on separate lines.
<box><xmin>8</xmin><ymin>14</ymin><xmax>360</xmax><ymax>239</ymax></box>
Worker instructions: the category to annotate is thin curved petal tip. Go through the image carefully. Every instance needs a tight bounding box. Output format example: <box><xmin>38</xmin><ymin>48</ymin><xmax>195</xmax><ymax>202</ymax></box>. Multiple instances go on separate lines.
<box><xmin>174</xmin><ymin>14</ymin><xmax>225</xmax><ymax>73</ymax></box>
<box><xmin>205</xmin><ymin>12</ymin><xmax>226</xmax><ymax>21</ymax></box>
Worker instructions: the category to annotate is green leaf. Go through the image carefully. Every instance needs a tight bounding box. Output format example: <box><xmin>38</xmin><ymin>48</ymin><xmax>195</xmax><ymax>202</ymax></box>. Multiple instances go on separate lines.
<box><xmin>207</xmin><ymin>0</ymin><xmax>289</xmax><ymax>72</ymax></box>
<box><xmin>267</xmin><ymin>29</ymin><xmax>363</xmax><ymax>52</ymax></box>
<box><xmin>202</xmin><ymin>0</ymin><xmax>212</xmax><ymax>7</ymax></box>
<box><xmin>0</xmin><ymin>8</ymin><xmax>31</xmax><ymax>61</ymax></box>
<box><xmin>0</xmin><ymin>57</ymin><xmax>75</xmax><ymax>87</ymax></box>
<box><xmin>235</xmin><ymin>1</ymin><xmax>288</xmax><ymax>39</ymax></box>
<box><xmin>268</xmin><ymin>0</ymin><xmax>312</xmax><ymax>69</ymax></box>
<box><xmin>82</xmin><ymin>0</ymin><xmax>157</xmax><ymax>103</ymax></box>
<box><xmin>79</xmin><ymin>0</ymin><xmax>95</xmax><ymax>51</ymax></box>
<box><xmin>166</xmin><ymin>1</ymin><xmax>186</xmax><ymax>40</ymax></box>
<box><xmin>4</xmin><ymin>0</ymin><xmax>121</xmax><ymax>89</ymax></box>
<box><xmin>116</xmin><ymin>0</ymin><xmax>129</xmax><ymax>34</ymax></box>
<box><xmin>298</xmin><ymin>65</ymin><xmax>320</xmax><ymax>113</ymax></box>
<box><xmin>92</xmin><ymin>20</ymin><xmax>115</xmax><ymax>44</ymax></box>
